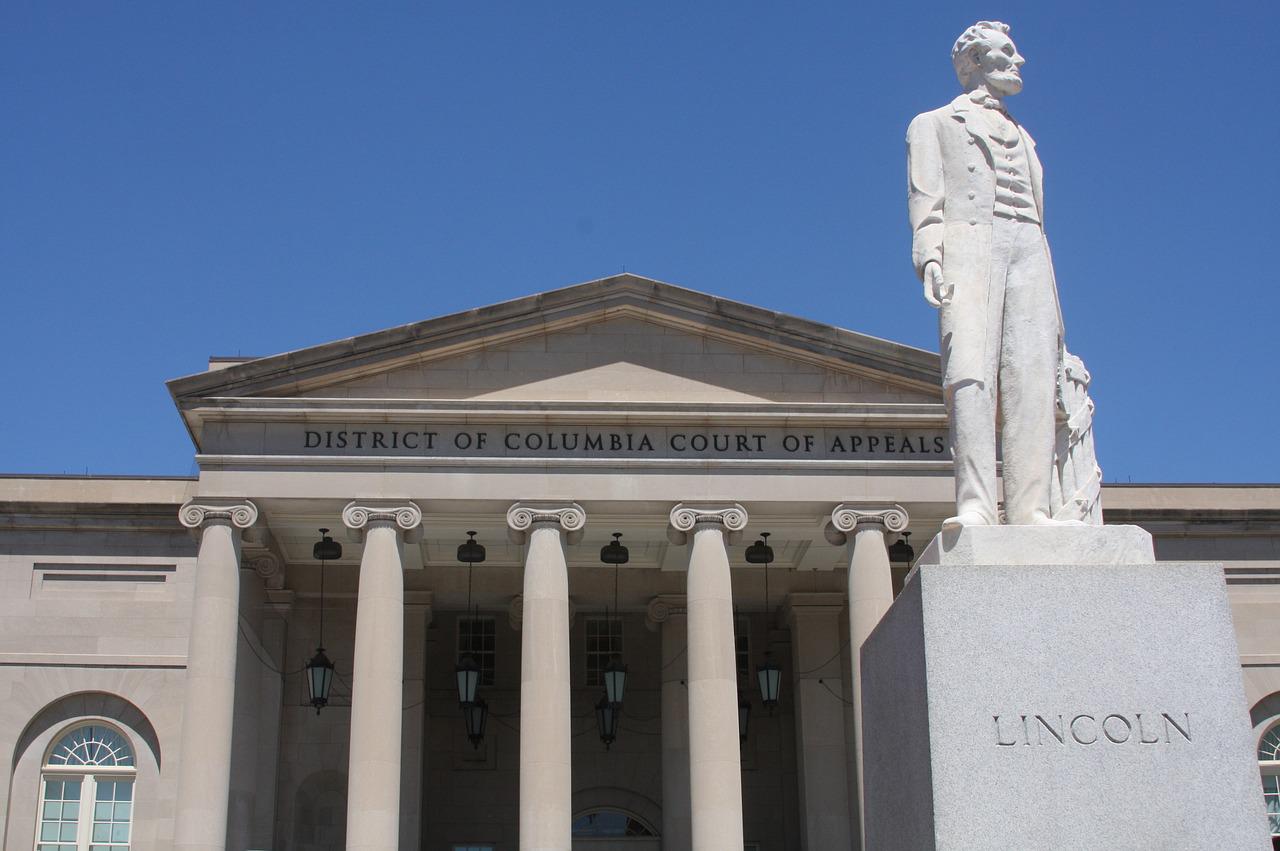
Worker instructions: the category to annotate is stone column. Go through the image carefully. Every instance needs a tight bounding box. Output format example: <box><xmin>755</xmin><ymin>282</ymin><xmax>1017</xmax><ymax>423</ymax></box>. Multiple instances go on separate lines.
<box><xmin>401</xmin><ymin>592</ymin><xmax>433</xmax><ymax>851</ymax></box>
<box><xmin>647</xmin><ymin>595</ymin><xmax>691</xmax><ymax>850</ymax></box>
<box><xmin>782</xmin><ymin>592</ymin><xmax>853</xmax><ymax>851</ymax></box>
<box><xmin>342</xmin><ymin>502</ymin><xmax>424</xmax><ymax>851</ymax></box>
<box><xmin>252</xmin><ymin>591</ymin><xmax>293</xmax><ymax>851</ymax></box>
<box><xmin>826</xmin><ymin>503</ymin><xmax>908</xmax><ymax>849</ymax></box>
<box><xmin>174</xmin><ymin>500</ymin><xmax>259</xmax><ymax>851</ymax></box>
<box><xmin>668</xmin><ymin>503</ymin><xmax>748</xmax><ymax>851</ymax></box>
<box><xmin>507</xmin><ymin>502</ymin><xmax>586</xmax><ymax>851</ymax></box>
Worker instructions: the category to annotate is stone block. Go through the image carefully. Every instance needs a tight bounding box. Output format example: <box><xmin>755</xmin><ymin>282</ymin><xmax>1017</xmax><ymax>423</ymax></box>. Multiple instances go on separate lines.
<box><xmin>861</xmin><ymin>533</ymin><xmax>1270</xmax><ymax>851</ymax></box>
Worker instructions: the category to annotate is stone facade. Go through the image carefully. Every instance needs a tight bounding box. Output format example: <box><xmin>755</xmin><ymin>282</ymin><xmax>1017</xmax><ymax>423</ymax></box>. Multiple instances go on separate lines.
<box><xmin>1</xmin><ymin>276</ymin><xmax>1277</xmax><ymax>850</ymax></box>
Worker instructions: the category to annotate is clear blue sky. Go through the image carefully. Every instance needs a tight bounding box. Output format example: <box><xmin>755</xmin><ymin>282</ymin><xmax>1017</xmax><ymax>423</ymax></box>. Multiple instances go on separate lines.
<box><xmin>2</xmin><ymin>2</ymin><xmax>1277</xmax><ymax>481</ymax></box>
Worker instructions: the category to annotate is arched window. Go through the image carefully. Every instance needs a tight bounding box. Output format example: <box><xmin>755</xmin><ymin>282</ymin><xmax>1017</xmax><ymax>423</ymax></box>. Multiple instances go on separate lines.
<box><xmin>1259</xmin><ymin>723</ymin><xmax>1280</xmax><ymax>840</ymax></box>
<box><xmin>571</xmin><ymin>808</ymin><xmax>658</xmax><ymax>838</ymax></box>
<box><xmin>36</xmin><ymin>724</ymin><xmax>136</xmax><ymax>850</ymax></box>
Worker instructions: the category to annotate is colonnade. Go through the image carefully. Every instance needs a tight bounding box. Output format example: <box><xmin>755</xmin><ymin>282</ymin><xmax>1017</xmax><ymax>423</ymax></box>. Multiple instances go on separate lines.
<box><xmin>174</xmin><ymin>498</ymin><xmax>908</xmax><ymax>851</ymax></box>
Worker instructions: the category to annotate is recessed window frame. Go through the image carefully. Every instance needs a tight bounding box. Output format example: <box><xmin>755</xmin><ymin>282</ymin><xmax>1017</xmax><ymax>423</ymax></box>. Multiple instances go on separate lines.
<box><xmin>1260</xmin><ymin>723</ymin><xmax>1280</xmax><ymax>837</ymax></box>
<box><xmin>36</xmin><ymin>722</ymin><xmax>137</xmax><ymax>851</ymax></box>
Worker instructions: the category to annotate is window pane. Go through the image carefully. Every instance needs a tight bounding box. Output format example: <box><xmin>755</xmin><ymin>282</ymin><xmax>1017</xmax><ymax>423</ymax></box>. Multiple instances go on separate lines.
<box><xmin>114</xmin><ymin>802</ymin><xmax>131</xmax><ymax>820</ymax></box>
<box><xmin>585</xmin><ymin>617</ymin><xmax>623</xmax><ymax>687</ymax></box>
<box><xmin>111</xmin><ymin>824</ymin><xmax>130</xmax><ymax>842</ymax></box>
<box><xmin>62</xmin><ymin>802</ymin><xmax>78</xmax><ymax>820</ymax></box>
<box><xmin>457</xmin><ymin>617</ymin><xmax>496</xmax><ymax>686</ymax></box>
<box><xmin>47</xmin><ymin>726</ymin><xmax>134</xmax><ymax>767</ymax></box>
<box><xmin>93</xmin><ymin>824</ymin><xmax>111</xmax><ymax>842</ymax></box>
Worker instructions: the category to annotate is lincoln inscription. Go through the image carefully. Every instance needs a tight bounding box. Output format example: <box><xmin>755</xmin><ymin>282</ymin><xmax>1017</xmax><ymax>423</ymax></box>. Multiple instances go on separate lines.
<box><xmin>993</xmin><ymin>712</ymin><xmax>1192</xmax><ymax>747</ymax></box>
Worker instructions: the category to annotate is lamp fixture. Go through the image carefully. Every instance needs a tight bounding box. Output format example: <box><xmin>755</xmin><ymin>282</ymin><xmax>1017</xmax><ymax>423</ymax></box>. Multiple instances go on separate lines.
<box><xmin>600</xmin><ymin>532</ymin><xmax>629</xmax><ymax>565</ymax></box>
<box><xmin>601</xmin><ymin>532</ymin><xmax>629</xmax><ymax>711</ymax></box>
<box><xmin>455</xmin><ymin>531</ymin><xmax>487</xmax><ymax>742</ymax></box>
<box><xmin>464</xmin><ymin>698</ymin><xmax>488</xmax><ymax>750</ymax></box>
<box><xmin>888</xmin><ymin>531</ymin><xmax>915</xmax><ymax>567</ymax></box>
<box><xmin>748</xmin><ymin>532</ymin><xmax>782</xmax><ymax>713</ymax></box>
<box><xmin>306</xmin><ymin>528</ymin><xmax>341</xmax><ymax>715</ymax></box>
<box><xmin>595</xmin><ymin>695</ymin><xmax>618</xmax><ymax>750</ymax></box>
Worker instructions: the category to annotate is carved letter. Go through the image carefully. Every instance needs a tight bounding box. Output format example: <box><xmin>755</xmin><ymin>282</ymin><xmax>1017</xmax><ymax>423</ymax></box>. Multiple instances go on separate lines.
<box><xmin>1136</xmin><ymin>713</ymin><xmax>1161</xmax><ymax>744</ymax></box>
<box><xmin>1035</xmin><ymin>714</ymin><xmax>1065</xmax><ymax>745</ymax></box>
<box><xmin>1162</xmin><ymin>712</ymin><xmax>1192</xmax><ymax>743</ymax></box>
<box><xmin>1070</xmin><ymin>714</ymin><xmax>1098</xmax><ymax>745</ymax></box>
<box><xmin>305</xmin><ymin>431</ymin><xmax>321</xmax><ymax>448</ymax></box>
<box><xmin>994</xmin><ymin>715</ymin><xmax>1018</xmax><ymax>747</ymax></box>
<box><xmin>1102</xmin><ymin>714</ymin><xmax>1132</xmax><ymax>744</ymax></box>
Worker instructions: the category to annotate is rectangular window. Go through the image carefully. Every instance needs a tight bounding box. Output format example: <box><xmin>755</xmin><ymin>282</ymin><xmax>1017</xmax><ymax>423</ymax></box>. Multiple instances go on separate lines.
<box><xmin>1265</xmin><ymin>774</ymin><xmax>1280</xmax><ymax>835</ymax></box>
<box><xmin>585</xmin><ymin>616</ymin><xmax>623</xmax><ymax>687</ymax></box>
<box><xmin>37</xmin><ymin>774</ymin><xmax>133</xmax><ymax>851</ymax></box>
<box><xmin>457</xmin><ymin>617</ymin><xmax>496</xmax><ymax>686</ymax></box>
<box><xmin>735</xmin><ymin>615</ymin><xmax>751</xmax><ymax>685</ymax></box>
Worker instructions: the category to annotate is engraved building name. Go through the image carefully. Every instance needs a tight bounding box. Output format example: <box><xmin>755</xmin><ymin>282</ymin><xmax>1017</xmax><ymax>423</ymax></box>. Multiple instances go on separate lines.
<box><xmin>203</xmin><ymin>423</ymin><xmax>953</xmax><ymax>461</ymax></box>
<box><xmin>993</xmin><ymin>712</ymin><xmax>1192</xmax><ymax>747</ymax></box>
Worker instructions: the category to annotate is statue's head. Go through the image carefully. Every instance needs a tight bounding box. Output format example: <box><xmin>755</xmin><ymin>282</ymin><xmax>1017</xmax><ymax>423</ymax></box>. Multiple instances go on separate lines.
<box><xmin>951</xmin><ymin>21</ymin><xmax>1024</xmax><ymax>97</ymax></box>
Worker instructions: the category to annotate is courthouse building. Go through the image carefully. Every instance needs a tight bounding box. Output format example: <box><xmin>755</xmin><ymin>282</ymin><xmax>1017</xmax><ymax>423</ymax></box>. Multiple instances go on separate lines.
<box><xmin>1</xmin><ymin>274</ymin><xmax>1278</xmax><ymax>850</ymax></box>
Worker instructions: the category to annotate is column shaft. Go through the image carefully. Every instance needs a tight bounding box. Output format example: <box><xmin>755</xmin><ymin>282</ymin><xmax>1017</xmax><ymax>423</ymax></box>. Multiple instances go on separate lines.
<box><xmin>686</xmin><ymin>524</ymin><xmax>745</xmax><ymax>851</ymax></box>
<box><xmin>346</xmin><ymin>520</ymin><xmax>407</xmax><ymax>851</ymax></box>
<box><xmin>847</xmin><ymin>522</ymin><xmax>894</xmax><ymax>849</ymax></box>
<box><xmin>519</xmin><ymin>523</ymin><xmax>573</xmax><ymax>850</ymax></box>
<box><xmin>659</xmin><ymin>609</ymin><xmax>691</xmax><ymax>848</ymax></box>
<box><xmin>786</xmin><ymin>596</ymin><xmax>853</xmax><ymax>850</ymax></box>
<box><xmin>174</xmin><ymin>516</ymin><xmax>247</xmax><ymax>851</ymax></box>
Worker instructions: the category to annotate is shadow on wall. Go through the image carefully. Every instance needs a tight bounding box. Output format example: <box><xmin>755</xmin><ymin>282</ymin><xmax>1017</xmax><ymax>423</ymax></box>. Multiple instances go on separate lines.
<box><xmin>291</xmin><ymin>769</ymin><xmax>347</xmax><ymax>851</ymax></box>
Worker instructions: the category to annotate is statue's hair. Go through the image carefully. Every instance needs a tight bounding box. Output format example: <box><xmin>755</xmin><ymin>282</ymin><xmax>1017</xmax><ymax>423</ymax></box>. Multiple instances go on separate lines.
<box><xmin>951</xmin><ymin>21</ymin><xmax>1011</xmax><ymax>90</ymax></box>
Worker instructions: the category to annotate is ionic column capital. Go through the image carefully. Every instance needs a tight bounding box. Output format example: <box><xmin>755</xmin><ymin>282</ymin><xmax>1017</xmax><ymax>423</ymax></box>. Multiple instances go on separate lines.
<box><xmin>179</xmin><ymin>500</ymin><xmax>259</xmax><ymax>531</ymax></box>
<box><xmin>645</xmin><ymin>594</ymin><xmax>687</xmax><ymax>631</ymax></box>
<box><xmin>505</xmin><ymin>502</ymin><xmax>586</xmax><ymax>545</ymax></box>
<box><xmin>666</xmin><ymin>503</ymin><xmax>748</xmax><ymax>546</ymax></box>
<box><xmin>246</xmin><ymin>552</ymin><xmax>285</xmax><ymax>590</ymax></box>
<box><xmin>824</xmin><ymin>503</ymin><xmax>909</xmax><ymax>545</ymax></box>
<box><xmin>342</xmin><ymin>501</ymin><xmax>423</xmax><ymax>543</ymax></box>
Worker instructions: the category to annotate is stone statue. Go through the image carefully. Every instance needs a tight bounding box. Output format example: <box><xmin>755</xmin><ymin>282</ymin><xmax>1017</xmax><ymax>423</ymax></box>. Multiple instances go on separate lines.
<box><xmin>907</xmin><ymin>20</ymin><xmax>1086</xmax><ymax>528</ymax></box>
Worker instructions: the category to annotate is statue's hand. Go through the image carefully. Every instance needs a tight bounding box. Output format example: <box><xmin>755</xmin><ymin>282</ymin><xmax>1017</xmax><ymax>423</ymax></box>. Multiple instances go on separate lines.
<box><xmin>923</xmin><ymin>262</ymin><xmax>952</xmax><ymax>307</ymax></box>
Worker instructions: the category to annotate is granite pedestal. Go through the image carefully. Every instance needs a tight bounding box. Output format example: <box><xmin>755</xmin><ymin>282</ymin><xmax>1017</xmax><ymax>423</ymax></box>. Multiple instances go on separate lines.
<box><xmin>861</xmin><ymin>525</ymin><xmax>1270</xmax><ymax>851</ymax></box>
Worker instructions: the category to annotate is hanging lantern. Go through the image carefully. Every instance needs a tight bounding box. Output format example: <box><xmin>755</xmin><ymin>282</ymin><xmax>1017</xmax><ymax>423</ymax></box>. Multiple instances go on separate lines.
<box><xmin>313</xmin><ymin>529</ymin><xmax>342</xmax><ymax>562</ymax></box>
<box><xmin>456</xmin><ymin>654</ymin><xmax>480</xmax><ymax>707</ymax></box>
<box><xmin>464</xmin><ymin>698</ymin><xmax>488</xmax><ymax>749</ymax></box>
<box><xmin>744</xmin><ymin>532</ymin><xmax>774</xmax><ymax>565</ymax></box>
<box><xmin>757</xmin><ymin>657</ymin><xmax>781</xmax><ymax>713</ymax></box>
<box><xmin>306</xmin><ymin>647</ymin><xmax>335</xmax><ymax>715</ymax></box>
<box><xmin>457</xmin><ymin>531</ymin><xmax>486</xmax><ymax>565</ymax></box>
<box><xmin>888</xmin><ymin>531</ymin><xmax>915</xmax><ymax>567</ymax></box>
<box><xmin>604</xmin><ymin>655</ymin><xmax>628</xmax><ymax>707</ymax></box>
<box><xmin>595</xmin><ymin>695</ymin><xmax>619</xmax><ymax>750</ymax></box>
<box><xmin>600</xmin><ymin>532</ymin><xmax>629</xmax><ymax>565</ymax></box>
<box><xmin>738</xmin><ymin>692</ymin><xmax>751</xmax><ymax>742</ymax></box>
<box><xmin>308</xmin><ymin>528</ymin><xmax>341</xmax><ymax>716</ymax></box>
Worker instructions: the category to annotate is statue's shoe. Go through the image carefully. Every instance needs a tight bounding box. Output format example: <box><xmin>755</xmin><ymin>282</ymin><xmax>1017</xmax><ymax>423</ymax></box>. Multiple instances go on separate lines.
<box><xmin>942</xmin><ymin>511</ymin><xmax>992</xmax><ymax>529</ymax></box>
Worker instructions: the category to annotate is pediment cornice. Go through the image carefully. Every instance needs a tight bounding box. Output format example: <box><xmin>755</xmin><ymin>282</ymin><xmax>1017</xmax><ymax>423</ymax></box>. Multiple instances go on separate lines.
<box><xmin>167</xmin><ymin>274</ymin><xmax>941</xmax><ymax>405</ymax></box>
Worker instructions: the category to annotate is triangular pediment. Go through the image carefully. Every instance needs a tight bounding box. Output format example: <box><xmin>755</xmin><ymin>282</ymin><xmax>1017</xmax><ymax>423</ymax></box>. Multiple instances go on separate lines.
<box><xmin>169</xmin><ymin>274</ymin><xmax>941</xmax><ymax>415</ymax></box>
<box><xmin>284</xmin><ymin>313</ymin><xmax>936</xmax><ymax>404</ymax></box>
